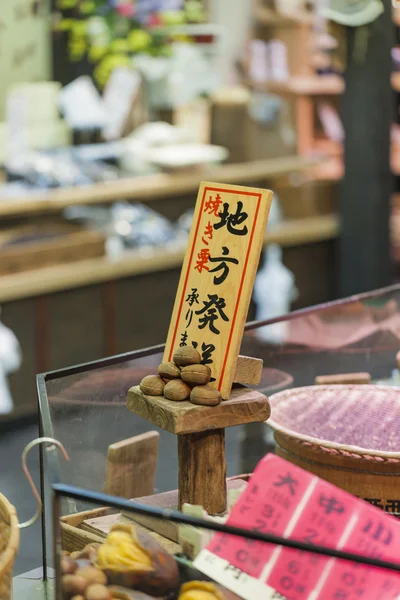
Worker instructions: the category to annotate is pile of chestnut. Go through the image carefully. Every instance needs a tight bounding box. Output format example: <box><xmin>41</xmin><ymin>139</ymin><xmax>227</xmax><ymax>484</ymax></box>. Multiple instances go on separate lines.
<box><xmin>139</xmin><ymin>346</ymin><xmax>221</xmax><ymax>406</ymax></box>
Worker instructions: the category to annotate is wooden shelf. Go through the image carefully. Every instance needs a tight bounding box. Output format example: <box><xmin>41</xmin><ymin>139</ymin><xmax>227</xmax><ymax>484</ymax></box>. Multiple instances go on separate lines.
<box><xmin>0</xmin><ymin>213</ymin><xmax>340</xmax><ymax>303</ymax></box>
<box><xmin>310</xmin><ymin>156</ymin><xmax>344</xmax><ymax>181</ymax></box>
<box><xmin>254</xmin><ymin>3</ymin><xmax>313</xmax><ymax>26</ymax></box>
<box><xmin>247</xmin><ymin>72</ymin><xmax>400</xmax><ymax>97</ymax></box>
<box><xmin>310</xmin><ymin>142</ymin><xmax>400</xmax><ymax>181</ymax></box>
<box><xmin>0</xmin><ymin>156</ymin><xmax>324</xmax><ymax>220</ymax></box>
<box><xmin>247</xmin><ymin>75</ymin><xmax>345</xmax><ymax>96</ymax></box>
<box><xmin>306</xmin><ymin>139</ymin><xmax>400</xmax><ymax>179</ymax></box>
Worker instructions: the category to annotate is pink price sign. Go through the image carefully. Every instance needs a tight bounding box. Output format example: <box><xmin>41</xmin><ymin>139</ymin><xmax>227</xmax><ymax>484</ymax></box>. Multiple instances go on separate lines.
<box><xmin>194</xmin><ymin>455</ymin><xmax>400</xmax><ymax>600</ymax></box>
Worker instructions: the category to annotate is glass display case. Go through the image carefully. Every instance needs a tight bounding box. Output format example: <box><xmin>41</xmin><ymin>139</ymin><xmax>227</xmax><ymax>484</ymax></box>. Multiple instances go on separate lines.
<box><xmin>38</xmin><ymin>284</ymin><xmax>400</xmax><ymax>576</ymax></box>
<box><xmin>50</xmin><ymin>476</ymin><xmax>400</xmax><ymax>600</ymax></box>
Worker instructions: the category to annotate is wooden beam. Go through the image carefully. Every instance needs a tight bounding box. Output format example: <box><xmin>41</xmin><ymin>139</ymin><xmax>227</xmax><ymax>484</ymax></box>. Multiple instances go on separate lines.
<box><xmin>314</xmin><ymin>373</ymin><xmax>371</xmax><ymax>385</ymax></box>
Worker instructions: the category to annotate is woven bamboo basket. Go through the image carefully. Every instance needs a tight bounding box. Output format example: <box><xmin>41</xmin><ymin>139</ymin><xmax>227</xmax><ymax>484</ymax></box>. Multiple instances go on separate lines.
<box><xmin>0</xmin><ymin>494</ymin><xmax>19</xmax><ymax>600</ymax></box>
<box><xmin>268</xmin><ymin>385</ymin><xmax>400</xmax><ymax>516</ymax></box>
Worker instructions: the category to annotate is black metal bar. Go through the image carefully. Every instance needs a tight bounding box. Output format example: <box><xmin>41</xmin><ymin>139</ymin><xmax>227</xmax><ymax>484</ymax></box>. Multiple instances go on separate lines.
<box><xmin>339</xmin><ymin>4</ymin><xmax>394</xmax><ymax>295</ymax></box>
<box><xmin>37</xmin><ymin>373</ymin><xmax>62</xmax><ymax>580</ymax></box>
<box><xmin>53</xmin><ymin>483</ymin><xmax>400</xmax><ymax>574</ymax></box>
<box><xmin>38</xmin><ymin>383</ymin><xmax>47</xmax><ymax>582</ymax></box>
<box><xmin>41</xmin><ymin>343</ymin><xmax>164</xmax><ymax>381</ymax></box>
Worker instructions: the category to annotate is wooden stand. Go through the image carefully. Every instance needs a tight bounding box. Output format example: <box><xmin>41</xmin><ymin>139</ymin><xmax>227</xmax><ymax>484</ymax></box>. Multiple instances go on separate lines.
<box><xmin>178</xmin><ymin>430</ymin><xmax>226</xmax><ymax>514</ymax></box>
<box><xmin>126</xmin><ymin>383</ymin><xmax>270</xmax><ymax>515</ymax></box>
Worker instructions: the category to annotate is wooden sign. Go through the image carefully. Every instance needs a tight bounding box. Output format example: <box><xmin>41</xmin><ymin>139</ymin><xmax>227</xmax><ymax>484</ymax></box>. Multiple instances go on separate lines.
<box><xmin>163</xmin><ymin>181</ymin><xmax>272</xmax><ymax>399</ymax></box>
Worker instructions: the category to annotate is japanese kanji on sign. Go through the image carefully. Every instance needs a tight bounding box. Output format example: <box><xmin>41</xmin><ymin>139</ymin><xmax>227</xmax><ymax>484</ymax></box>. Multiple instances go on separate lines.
<box><xmin>163</xmin><ymin>181</ymin><xmax>273</xmax><ymax>399</ymax></box>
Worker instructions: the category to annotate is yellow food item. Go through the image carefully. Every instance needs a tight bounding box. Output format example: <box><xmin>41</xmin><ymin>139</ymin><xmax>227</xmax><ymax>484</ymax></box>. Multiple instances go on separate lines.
<box><xmin>88</xmin><ymin>45</ymin><xmax>107</xmax><ymax>62</ymax></box>
<box><xmin>57</xmin><ymin>0</ymin><xmax>77</xmax><ymax>8</ymax></box>
<box><xmin>110</xmin><ymin>39</ymin><xmax>130</xmax><ymax>54</ymax></box>
<box><xmin>79</xmin><ymin>0</ymin><xmax>95</xmax><ymax>14</ymax></box>
<box><xmin>96</xmin><ymin>528</ymin><xmax>153</xmax><ymax>572</ymax></box>
<box><xmin>128</xmin><ymin>30</ymin><xmax>152</xmax><ymax>53</ymax></box>
<box><xmin>179</xmin><ymin>581</ymin><xmax>225</xmax><ymax>600</ymax></box>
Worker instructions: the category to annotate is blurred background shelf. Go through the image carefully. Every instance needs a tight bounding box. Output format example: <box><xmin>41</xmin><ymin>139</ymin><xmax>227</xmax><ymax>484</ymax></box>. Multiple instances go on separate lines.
<box><xmin>0</xmin><ymin>155</ymin><xmax>324</xmax><ymax>219</ymax></box>
<box><xmin>245</xmin><ymin>75</ymin><xmax>345</xmax><ymax>95</ymax></box>
<box><xmin>0</xmin><ymin>213</ymin><xmax>339</xmax><ymax>304</ymax></box>
<box><xmin>0</xmin><ymin>211</ymin><xmax>339</xmax><ymax>422</ymax></box>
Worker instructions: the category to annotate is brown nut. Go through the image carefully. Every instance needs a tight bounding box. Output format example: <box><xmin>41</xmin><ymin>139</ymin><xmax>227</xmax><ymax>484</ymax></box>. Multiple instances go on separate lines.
<box><xmin>139</xmin><ymin>375</ymin><xmax>165</xmax><ymax>396</ymax></box>
<box><xmin>173</xmin><ymin>346</ymin><xmax>201</xmax><ymax>367</ymax></box>
<box><xmin>164</xmin><ymin>379</ymin><xmax>191</xmax><ymax>401</ymax></box>
<box><xmin>181</xmin><ymin>364</ymin><xmax>211</xmax><ymax>386</ymax></box>
<box><xmin>61</xmin><ymin>556</ymin><xmax>78</xmax><ymax>575</ymax></box>
<box><xmin>76</xmin><ymin>566</ymin><xmax>107</xmax><ymax>586</ymax></box>
<box><xmin>190</xmin><ymin>385</ymin><xmax>221</xmax><ymax>406</ymax></box>
<box><xmin>74</xmin><ymin>544</ymin><xmax>102</xmax><ymax>562</ymax></box>
<box><xmin>62</xmin><ymin>574</ymin><xmax>88</xmax><ymax>598</ymax></box>
<box><xmin>157</xmin><ymin>362</ymin><xmax>181</xmax><ymax>380</ymax></box>
<box><xmin>85</xmin><ymin>584</ymin><xmax>112</xmax><ymax>600</ymax></box>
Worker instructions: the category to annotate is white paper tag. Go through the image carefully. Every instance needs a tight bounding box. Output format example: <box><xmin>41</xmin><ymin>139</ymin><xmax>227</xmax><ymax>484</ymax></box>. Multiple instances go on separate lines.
<box><xmin>195</xmin><ymin>550</ymin><xmax>276</xmax><ymax>600</ymax></box>
<box><xmin>58</xmin><ymin>76</ymin><xmax>106</xmax><ymax>129</ymax></box>
<box><xmin>6</xmin><ymin>90</ymin><xmax>29</xmax><ymax>168</ymax></box>
<box><xmin>103</xmin><ymin>68</ymin><xmax>141</xmax><ymax>141</ymax></box>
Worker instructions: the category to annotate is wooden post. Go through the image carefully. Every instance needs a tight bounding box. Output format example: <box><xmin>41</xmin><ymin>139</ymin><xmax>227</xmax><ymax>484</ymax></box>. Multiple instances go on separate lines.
<box><xmin>178</xmin><ymin>430</ymin><xmax>227</xmax><ymax>515</ymax></box>
<box><xmin>339</xmin><ymin>5</ymin><xmax>393</xmax><ymax>295</ymax></box>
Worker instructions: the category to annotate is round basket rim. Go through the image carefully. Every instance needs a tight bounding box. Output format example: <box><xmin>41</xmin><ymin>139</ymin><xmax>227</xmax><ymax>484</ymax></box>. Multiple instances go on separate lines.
<box><xmin>0</xmin><ymin>493</ymin><xmax>19</xmax><ymax>577</ymax></box>
<box><xmin>268</xmin><ymin>384</ymin><xmax>400</xmax><ymax>459</ymax></box>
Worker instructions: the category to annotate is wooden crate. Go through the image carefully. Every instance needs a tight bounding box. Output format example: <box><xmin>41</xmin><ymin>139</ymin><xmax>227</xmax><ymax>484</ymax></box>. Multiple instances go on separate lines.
<box><xmin>61</xmin><ymin>507</ymin><xmax>108</xmax><ymax>552</ymax></box>
<box><xmin>60</xmin><ymin>507</ymin><xmax>181</xmax><ymax>555</ymax></box>
<box><xmin>0</xmin><ymin>226</ymin><xmax>105</xmax><ymax>275</ymax></box>
<box><xmin>60</xmin><ymin>474</ymin><xmax>251</xmax><ymax>557</ymax></box>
